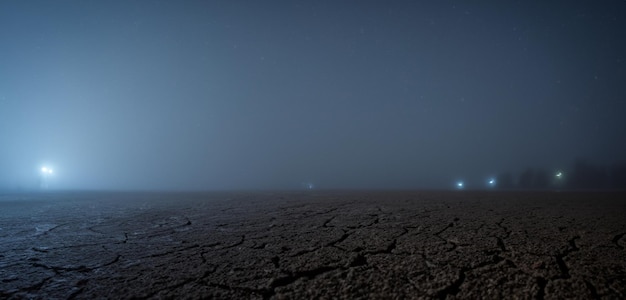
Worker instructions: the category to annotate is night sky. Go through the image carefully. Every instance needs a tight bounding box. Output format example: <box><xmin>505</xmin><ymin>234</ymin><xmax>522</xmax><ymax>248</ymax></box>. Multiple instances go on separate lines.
<box><xmin>1</xmin><ymin>1</ymin><xmax>625</xmax><ymax>190</ymax></box>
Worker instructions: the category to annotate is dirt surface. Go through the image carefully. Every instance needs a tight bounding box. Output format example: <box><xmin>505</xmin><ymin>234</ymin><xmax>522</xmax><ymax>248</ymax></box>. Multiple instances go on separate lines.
<box><xmin>1</xmin><ymin>191</ymin><xmax>625</xmax><ymax>299</ymax></box>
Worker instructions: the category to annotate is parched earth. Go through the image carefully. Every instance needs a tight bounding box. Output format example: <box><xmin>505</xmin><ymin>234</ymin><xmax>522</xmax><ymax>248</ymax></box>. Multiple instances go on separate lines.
<box><xmin>0</xmin><ymin>191</ymin><xmax>625</xmax><ymax>299</ymax></box>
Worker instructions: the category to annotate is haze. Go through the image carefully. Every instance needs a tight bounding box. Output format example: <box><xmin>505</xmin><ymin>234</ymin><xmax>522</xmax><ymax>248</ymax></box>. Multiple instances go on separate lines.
<box><xmin>1</xmin><ymin>1</ymin><xmax>625</xmax><ymax>190</ymax></box>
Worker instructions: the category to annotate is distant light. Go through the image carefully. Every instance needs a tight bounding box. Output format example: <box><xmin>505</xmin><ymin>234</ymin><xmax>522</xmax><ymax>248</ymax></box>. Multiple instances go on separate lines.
<box><xmin>556</xmin><ymin>171</ymin><xmax>563</xmax><ymax>178</ymax></box>
<box><xmin>48</xmin><ymin>169</ymin><xmax>53</xmax><ymax>174</ymax></box>
<box><xmin>307</xmin><ymin>183</ymin><xmax>314</xmax><ymax>189</ymax></box>
<box><xmin>41</xmin><ymin>167</ymin><xmax>48</xmax><ymax>173</ymax></box>
<box><xmin>456</xmin><ymin>181</ymin><xmax>464</xmax><ymax>189</ymax></box>
<box><xmin>41</xmin><ymin>166</ymin><xmax>53</xmax><ymax>175</ymax></box>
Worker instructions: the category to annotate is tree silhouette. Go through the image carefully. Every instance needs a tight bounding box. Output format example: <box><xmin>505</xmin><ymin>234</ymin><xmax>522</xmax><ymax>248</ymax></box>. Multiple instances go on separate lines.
<box><xmin>533</xmin><ymin>169</ymin><xmax>550</xmax><ymax>189</ymax></box>
<box><xmin>518</xmin><ymin>168</ymin><xmax>534</xmax><ymax>189</ymax></box>
<box><xmin>568</xmin><ymin>159</ymin><xmax>607</xmax><ymax>190</ymax></box>
<box><xmin>496</xmin><ymin>172</ymin><xmax>515</xmax><ymax>189</ymax></box>
<box><xmin>608</xmin><ymin>163</ymin><xmax>626</xmax><ymax>190</ymax></box>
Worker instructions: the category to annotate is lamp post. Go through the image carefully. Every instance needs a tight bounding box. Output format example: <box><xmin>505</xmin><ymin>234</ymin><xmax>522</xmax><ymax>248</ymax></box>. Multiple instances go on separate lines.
<box><xmin>554</xmin><ymin>170</ymin><xmax>564</xmax><ymax>189</ymax></box>
<box><xmin>40</xmin><ymin>166</ymin><xmax>53</xmax><ymax>189</ymax></box>
<box><xmin>456</xmin><ymin>181</ymin><xmax>464</xmax><ymax>190</ymax></box>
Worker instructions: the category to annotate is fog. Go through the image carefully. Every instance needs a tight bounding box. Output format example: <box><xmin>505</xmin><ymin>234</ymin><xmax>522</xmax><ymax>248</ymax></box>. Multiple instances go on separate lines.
<box><xmin>1</xmin><ymin>1</ymin><xmax>625</xmax><ymax>191</ymax></box>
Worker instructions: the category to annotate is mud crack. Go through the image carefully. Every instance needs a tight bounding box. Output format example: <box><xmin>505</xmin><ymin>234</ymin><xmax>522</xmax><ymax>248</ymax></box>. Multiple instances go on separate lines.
<box><xmin>553</xmin><ymin>236</ymin><xmax>580</xmax><ymax>279</ymax></box>
<box><xmin>436</xmin><ymin>267</ymin><xmax>467</xmax><ymax>299</ymax></box>
<box><xmin>612</xmin><ymin>232</ymin><xmax>625</xmax><ymax>249</ymax></box>
<box><xmin>536</xmin><ymin>276</ymin><xmax>547</xmax><ymax>300</ymax></box>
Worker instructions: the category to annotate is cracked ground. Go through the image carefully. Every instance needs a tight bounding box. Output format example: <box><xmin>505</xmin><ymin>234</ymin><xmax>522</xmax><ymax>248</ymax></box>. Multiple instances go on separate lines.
<box><xmin>1</xmin><ymin>191</ymin><xmax>625</xmax><ymax>299</ymax></box>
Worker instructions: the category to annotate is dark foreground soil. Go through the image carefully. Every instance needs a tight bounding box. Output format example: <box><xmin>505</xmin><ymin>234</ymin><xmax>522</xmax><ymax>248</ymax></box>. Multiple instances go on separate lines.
<box><xmin>1</xmin><ymin>191</ymin><xmax>625</xmax><ymax>299</ymax></box>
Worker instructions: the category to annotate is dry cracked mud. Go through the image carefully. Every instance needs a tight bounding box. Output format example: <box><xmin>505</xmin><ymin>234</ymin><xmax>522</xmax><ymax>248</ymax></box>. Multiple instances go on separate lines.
<box><xmin>1</xmin><ymin>191</ymin><xmax>625</xmax><ymax>299</ymax></box>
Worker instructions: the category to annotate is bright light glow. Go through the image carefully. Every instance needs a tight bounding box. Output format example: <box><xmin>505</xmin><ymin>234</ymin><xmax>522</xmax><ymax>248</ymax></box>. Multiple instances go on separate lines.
<box><xmin>488</xmin><ymin>178</ymin><xmax>496</xmax><ymax>186</ymax></box>
<box><xmin>556</xmin><ymin>171</ymin><xmax>562</xmax><ymax>178</ymax></box>
<box><xmin>456</xmin><ymin>181</ymin><xmax>464</xmax><ymax>189</ymax></box>
<box><xmin>40</xmin><ymin>166</ymin><xmax>54</xmax><ymax>189</ymax></box>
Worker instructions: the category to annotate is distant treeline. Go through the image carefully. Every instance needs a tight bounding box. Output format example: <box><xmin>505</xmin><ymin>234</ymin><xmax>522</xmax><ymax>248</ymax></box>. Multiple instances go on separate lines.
<box><xmin>496</xmin><ymin>160</ymin><xmax>626</xmax><ymax>190</ymax></box>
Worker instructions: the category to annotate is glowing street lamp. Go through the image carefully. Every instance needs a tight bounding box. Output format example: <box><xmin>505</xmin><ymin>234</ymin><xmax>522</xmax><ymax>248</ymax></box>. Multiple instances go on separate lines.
<box><xmin>553</xmin><ymin>170</ymin><xmax>565</xmax><ymax>189</ymax></box>
<box><xmin>456</xmin><ymin>181</ymin><xmax>464</xmax><ymax>189</ymax></box>
<box><xmin>40</xmin><ymin>166</ymin><xmax>54</xmax><ymax>189</ymax></box>
<box><xmin>488</xmin><ymin>178</ymin><xmax>496</xmax><ymax>187</ymax></box>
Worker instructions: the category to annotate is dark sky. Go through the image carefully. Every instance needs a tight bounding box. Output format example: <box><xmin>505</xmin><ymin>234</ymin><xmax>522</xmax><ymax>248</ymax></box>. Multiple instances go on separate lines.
<box><xmin>1</xmin><ymin>1</ymin><xmax>625</xmax><ymax>190</ymax></box>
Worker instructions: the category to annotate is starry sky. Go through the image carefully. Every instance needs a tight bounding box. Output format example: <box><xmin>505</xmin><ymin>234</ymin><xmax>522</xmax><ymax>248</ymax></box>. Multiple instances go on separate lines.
<box><xmin>1</xmin><ymin>1</ymin><xmax>625</xmax><ymax>190</ymax></box>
